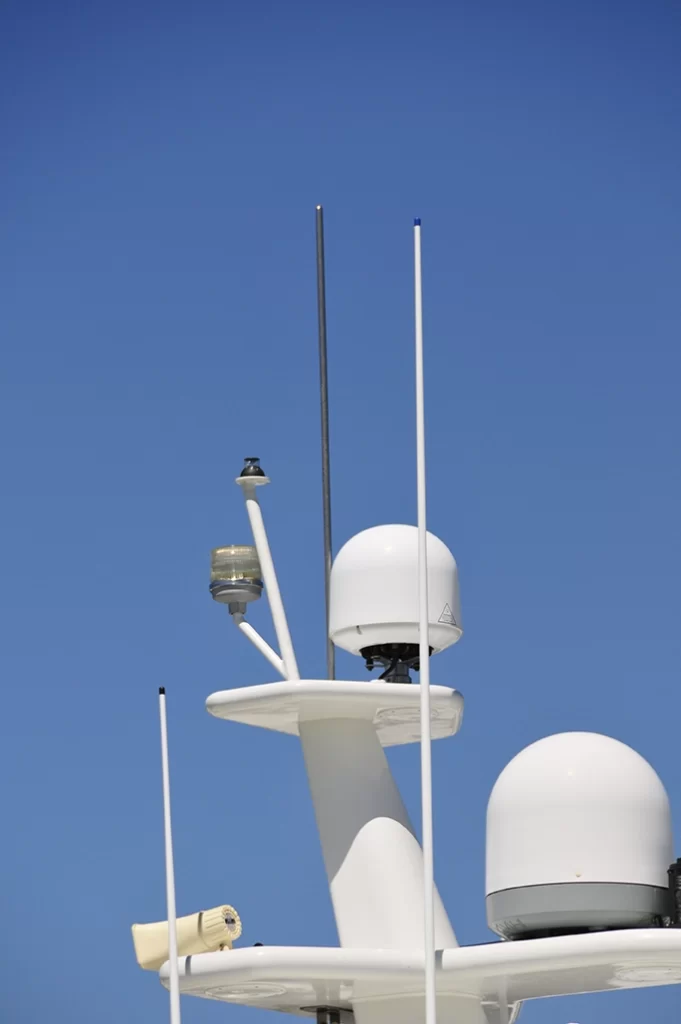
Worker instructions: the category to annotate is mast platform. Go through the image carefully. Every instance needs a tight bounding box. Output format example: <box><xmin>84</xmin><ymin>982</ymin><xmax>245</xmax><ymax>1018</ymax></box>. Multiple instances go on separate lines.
<box><xmin>206</xmin><ymin>679</ymin><xmax>464</xmax><ymax>747</ymax></box>
<box><xmin>160</xmin><ymin>929</ymin><xmax>681</xmax><ymax>1018</ymax></box>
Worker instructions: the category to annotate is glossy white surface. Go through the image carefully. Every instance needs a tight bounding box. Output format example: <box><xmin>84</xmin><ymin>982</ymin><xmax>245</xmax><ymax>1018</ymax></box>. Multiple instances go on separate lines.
<box><xmin>487</xmin><ymin>732</ymin><xmax>673</xmax><ymax>894</ymax></box>
<box><xmin>413</xmin><ymin>219</ymin><xmax>438</xmax><ymax>1024</ymax></box>
<box><xmin>161</xmin><ymin>930</ymin><xmax>681</xmax><ymax>1011</ymax></box>
<box><xmin>206</xmin><ymin>680</ymin><xmax>464</xmax><ymax>747</ymax></box>
<box><xmin>300</xmin><ymin>718</ymin><xmax>456</xmax><ymax>950</ymax></box>
<box><xmin>329</xmin><ymin>525</ymin><xmax>462</xmax><ymax>655</ymax></box>
<box><xmin>158</xmin><ymin>690</ymin><xmax>181</xmax><ymax>1024</ymax></box>
<box><xmin>232</xmin><ymin>611</ymin><xmax>286</xmax><ymax>677</ymax></box>
<box><xmin>240</xmin><ymin>480</ymin><xmax>300</xmax><ymax>680</ymax></box>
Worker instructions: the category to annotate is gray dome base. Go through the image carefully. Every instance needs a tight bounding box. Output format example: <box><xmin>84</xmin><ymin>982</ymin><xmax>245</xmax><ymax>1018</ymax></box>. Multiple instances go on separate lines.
<box><xmin>487</xmin><ymin>882</ymin><xmax>669</xmax><ymax>940</ymax></box>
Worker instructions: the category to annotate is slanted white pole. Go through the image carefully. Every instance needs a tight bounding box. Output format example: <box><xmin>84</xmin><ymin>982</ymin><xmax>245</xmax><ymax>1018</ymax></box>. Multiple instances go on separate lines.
<box><xmin>158</xmin><ymin>687</ymin><xmax>181</xmax><ymax>1024</ymax></box>
<box><xmin>231</xmin><ymin>611</ymin><xmax>287</xmax><ymax>678</ymax></box>
<box><xmin>239</xmin><ymin>479</ymin><xmax>300</xmax><ymax>680</ymax></box>
<box><xmin>414</xmin><ymin>218</ymin><xmax>437</xmax><ymax>1024</ymax></box>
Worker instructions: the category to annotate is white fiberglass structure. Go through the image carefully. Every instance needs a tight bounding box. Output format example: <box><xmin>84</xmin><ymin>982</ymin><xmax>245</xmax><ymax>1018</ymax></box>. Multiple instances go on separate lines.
<box><xmin>486</xmin><ymin>732</ymin><xmax>674</xmax><ymax>940</ymax></box>
<box><xmin>152</xmin><ymin>491</ymin><xmax>681</xmax><ymax>1024</ymax></box>
<box><xmin>329</xmin><ymin>525</ymin><xmax>462</xmax><ymax>655</ymax></box>
<box><xmin>137</xmin><ymin>214</ymin><xmax>681</xmax><ymax>1024</ymax></box>
<box><xmin>160</xmin><ymin>669</ymin><xmax>681</xmax><ymax>1024</ymax></box>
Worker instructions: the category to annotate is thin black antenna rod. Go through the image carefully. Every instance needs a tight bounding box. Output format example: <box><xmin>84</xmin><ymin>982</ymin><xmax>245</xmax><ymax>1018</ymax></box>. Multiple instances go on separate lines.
<box><xmin>315</xmin><ymin>205</ymin><xmax>335</xmax><ymax>680</ymax></box>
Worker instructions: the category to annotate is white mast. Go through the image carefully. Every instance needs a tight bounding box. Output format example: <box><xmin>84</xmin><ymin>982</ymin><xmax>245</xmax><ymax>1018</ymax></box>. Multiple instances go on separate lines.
<box><xmin>414</xmin><ymin>218</ymin><xmax>437</xmax><ymax>1024</ymax></box>
<box><xmin>158</xmin><ymin>687</ymin><xmax>182</xmax><ymax>1024</ymax></box>
<box><xmin>144</xmin><ymin>210</ymin><xmax>681</xmax><ymax>1024</ymax></box>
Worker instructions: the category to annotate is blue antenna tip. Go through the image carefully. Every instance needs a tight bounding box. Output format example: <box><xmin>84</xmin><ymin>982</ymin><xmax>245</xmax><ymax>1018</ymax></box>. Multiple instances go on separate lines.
<box><xmin>414</xmin><ymin>218</ymin><xmax>421</xmax><ymax>226</ymax></box>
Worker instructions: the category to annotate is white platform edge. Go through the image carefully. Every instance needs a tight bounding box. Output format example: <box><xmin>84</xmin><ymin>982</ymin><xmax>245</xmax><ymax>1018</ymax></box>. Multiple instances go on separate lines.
<box><xmin>160</xmin><ymin>930</ymin><xmax>681</xmax><ymax>1011</ymax></box>
<box><xmin>205</xmin><ymin>679</ymin><xmax>464</xmax><ymax>746</ymax></box>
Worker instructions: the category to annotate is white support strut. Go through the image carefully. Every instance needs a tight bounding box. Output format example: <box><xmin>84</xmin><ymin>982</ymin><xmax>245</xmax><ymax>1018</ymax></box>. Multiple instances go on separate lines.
<box><xmin>239</xmin><ymin>479</ymin><xmax>300</xmax><ymax>680</ymax></box>
<box><xmin>414</xmin><ymin>218</ymin><xmax>437</xmax><ymax>1024</ymax></box>
<box><xmin>231</xmin><ymin>611</ymin><xmax>286</xmax><ymax>678</ymax></box>
<box><xmin>158</xmin><ymin>687</ymin><xmax>182</xmax><ymax>1024</ymax></box>
<box><xmin>299</xmin><ymin>717</ymin><xmax>456</xmax><ymax>952</ymax></box>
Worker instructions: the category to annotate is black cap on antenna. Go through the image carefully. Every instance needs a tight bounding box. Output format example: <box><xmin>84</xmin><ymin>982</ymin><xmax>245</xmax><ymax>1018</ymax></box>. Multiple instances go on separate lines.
<box><xmin>240</xmin><ymin>457</ymin><xmax>266</xmax><ymax>478</ymax></box>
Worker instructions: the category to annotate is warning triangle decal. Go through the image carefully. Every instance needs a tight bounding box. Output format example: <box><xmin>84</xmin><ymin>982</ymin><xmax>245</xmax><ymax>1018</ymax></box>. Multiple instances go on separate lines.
<box><xmin>438</xmin><ymin>603</ymin><xmax>457</xmax><ymax>626</ymax></box>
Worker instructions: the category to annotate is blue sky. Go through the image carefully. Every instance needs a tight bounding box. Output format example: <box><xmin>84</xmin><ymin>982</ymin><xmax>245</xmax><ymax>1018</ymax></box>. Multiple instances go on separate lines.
<box><xmin>2</xmin><ymin>1</ymin><xmax>680</xmax><ymax>1021</ymax></box>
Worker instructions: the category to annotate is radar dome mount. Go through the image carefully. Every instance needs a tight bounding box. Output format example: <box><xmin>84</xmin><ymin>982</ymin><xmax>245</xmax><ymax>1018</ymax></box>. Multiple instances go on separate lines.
<box><xmin>329</xmin><ymin>524</ymin><xmax>462</xmax><ymax>682</ymax></box>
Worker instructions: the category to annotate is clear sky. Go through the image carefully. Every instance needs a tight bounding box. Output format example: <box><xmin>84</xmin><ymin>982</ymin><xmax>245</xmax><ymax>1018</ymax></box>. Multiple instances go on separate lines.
<box><xmin>2</xmin><ymin>1</ymin><xmax>680</xmax><ymax>1022</ymax></box>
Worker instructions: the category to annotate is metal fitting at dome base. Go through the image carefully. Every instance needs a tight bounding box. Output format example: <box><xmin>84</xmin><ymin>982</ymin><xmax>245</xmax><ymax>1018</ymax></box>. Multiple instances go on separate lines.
<box><xmin>300</xmin><ymin>1007</ymin><xmax>354</xmax><ymax>1024</ymax></box>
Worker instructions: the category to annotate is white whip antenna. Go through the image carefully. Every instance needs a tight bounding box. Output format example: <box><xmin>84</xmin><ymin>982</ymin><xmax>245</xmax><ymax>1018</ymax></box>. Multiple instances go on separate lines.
<box><xmin>315</xmin><ymin>205</ymin><xmax>335</xmax><ymax>680</ymax></box>
<box><xmin>158</xmin><ymin>687</ymin><xmax>182</xmax><ymax>1024</ymax></box>
<box><xmin>414</xmin><ymin>218</ymin><xmax>437</xmax><ymax>1024</ymax></box>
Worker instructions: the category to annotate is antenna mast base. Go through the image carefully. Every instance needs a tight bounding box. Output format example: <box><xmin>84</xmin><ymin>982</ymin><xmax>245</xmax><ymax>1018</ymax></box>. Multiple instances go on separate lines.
<box><xmin>361</xmin><ymin>643</ymin><xmax>433</xmax><ymax>683</ymax></box>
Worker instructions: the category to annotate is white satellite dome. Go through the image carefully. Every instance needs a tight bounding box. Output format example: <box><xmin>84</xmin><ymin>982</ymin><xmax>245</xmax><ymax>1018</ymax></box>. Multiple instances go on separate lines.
<box><xmin>329</xmin><ymin>524</ymin><xmax>462</xmax><ymax>656</ymax></box>
<box><xmin>486</xmin><ymin>731</ymin><xmax>673</xmax><ymax>939</ymax></box>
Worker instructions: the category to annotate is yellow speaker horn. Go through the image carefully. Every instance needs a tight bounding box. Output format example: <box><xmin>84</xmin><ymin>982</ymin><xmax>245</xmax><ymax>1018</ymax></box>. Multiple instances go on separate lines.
<box><xmin>131</xmin><ymin>904</ymin><xmax>241</xmax><ymax>971</ymax></box>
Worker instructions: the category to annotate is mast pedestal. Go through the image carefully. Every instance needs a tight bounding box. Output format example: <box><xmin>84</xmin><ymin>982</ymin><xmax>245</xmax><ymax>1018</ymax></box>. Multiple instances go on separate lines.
<box><xmin>299</xmin><ymin>717</ymin><xmax>456</xmax><ymax>950</ymax></box>
<box><xmin>161</xmin><ymin>681</ymin><xmax>681</xmax><ymax>1020</ymax></box>
<box><xmin>206</xmin><ymin>680</ymin><xmax>485</xmax><ymax>1020</ymax></box>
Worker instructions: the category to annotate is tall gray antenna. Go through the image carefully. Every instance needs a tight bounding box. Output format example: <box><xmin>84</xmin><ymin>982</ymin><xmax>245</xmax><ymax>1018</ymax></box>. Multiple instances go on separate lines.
<box><xmin>315</xmin><ymin>205</ymin><xmax>335</xmax><ymax>680</ymax></box>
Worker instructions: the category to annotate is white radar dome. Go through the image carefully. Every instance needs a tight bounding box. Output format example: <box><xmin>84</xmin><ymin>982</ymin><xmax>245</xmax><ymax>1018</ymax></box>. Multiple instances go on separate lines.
<box><xmin>486</xmin><ymin>732</ymin><xmax>673</xmax><ymax>939</ymax></box>
<box><xmin>329</xmin><ymin>525</ymin><xmax>462</xmax><ymax>656</ymax></box>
